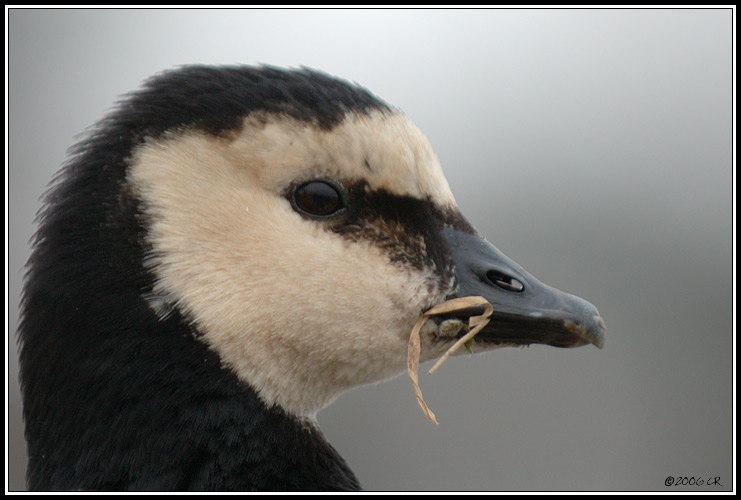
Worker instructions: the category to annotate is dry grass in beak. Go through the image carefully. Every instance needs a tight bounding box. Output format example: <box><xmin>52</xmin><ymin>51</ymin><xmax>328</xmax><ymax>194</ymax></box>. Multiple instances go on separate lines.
<box><xmin>407</xmin><ymin>296</ymin><xmax>494</xmax><ymax>424</ymax></box>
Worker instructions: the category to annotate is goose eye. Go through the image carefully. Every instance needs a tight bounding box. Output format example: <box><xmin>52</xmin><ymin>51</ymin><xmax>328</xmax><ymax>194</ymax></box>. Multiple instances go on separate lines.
<box><xmin>292</xmin><ymin>181</ymin><xmax>344</xmax><ymax>217</ymax></box>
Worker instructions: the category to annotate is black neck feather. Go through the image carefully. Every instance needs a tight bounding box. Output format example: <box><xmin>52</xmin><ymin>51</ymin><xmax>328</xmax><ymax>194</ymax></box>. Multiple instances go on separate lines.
<box><xmin>18</xmin><ymin>124</ymin><xmax>360</xmax><ymax>492</ymax></box>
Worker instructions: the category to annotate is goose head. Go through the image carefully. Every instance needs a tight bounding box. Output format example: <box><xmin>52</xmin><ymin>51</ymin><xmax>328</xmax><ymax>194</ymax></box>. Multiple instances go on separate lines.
<box><xmin>19</xmin><ymin>66</ymin><xmax>605</xmax><ymax>490</ymax></box>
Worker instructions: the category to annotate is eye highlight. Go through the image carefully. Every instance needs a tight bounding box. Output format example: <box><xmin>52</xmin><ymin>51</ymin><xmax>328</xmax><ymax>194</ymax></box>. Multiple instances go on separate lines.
<box><xmin>292</xmin><ymin>180</ymin><xmax>345</xmax><ymax>217</ymax></box>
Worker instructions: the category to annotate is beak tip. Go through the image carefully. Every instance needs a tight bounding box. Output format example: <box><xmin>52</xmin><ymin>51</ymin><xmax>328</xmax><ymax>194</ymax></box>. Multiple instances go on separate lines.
<box><xmin>572</xmin><ymin>313</ymin><xmax>606</xmax><ymax>349</ymax></box>
<box><xmin>592</xmin><ymin>314</ymin><xmax>607</xmax><ymax>349</ymax></box>
<box><xmin>593</xmin><ymin>336</ymin><xmax>606</xmax><ymax>349</ymax></box>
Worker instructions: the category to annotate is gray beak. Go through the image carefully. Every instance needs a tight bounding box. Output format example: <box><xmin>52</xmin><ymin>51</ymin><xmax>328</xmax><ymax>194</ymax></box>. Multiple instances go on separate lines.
<box><xmin>444</xmin><ymin>228</ymin><xmax>606</xmax><ymax>349</ymax></box>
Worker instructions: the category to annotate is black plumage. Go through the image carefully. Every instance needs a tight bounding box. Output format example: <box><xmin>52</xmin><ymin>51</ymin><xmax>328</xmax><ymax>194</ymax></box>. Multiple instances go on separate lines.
<box><xmin>18</xmin><ymin>64</ymin><xmax>605</xmax><ymax>492</ymax></box>
<box><xmin>19</xmin><ymin>66</ymin><xmax>378</xmax><ymax>491</ymax></box>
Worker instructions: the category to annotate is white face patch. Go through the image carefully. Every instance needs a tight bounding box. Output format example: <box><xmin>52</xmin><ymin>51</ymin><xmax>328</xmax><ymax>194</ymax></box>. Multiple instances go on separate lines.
<box><xmin>227</xmin><ymin>110</ymin><xmax>457</xmax><ymax>205</ymax></box>
<box><xmin>128</xmin><ymin>111</ymin><xmax>460</xmax><ymax>418</ymax></box>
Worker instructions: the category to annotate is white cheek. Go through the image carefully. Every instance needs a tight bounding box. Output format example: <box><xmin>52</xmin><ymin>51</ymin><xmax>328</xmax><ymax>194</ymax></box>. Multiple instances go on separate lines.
<box><xmin>128</xmin><ymin>131</ymin><xmax>449</xmax><ymax>418</ymax></box>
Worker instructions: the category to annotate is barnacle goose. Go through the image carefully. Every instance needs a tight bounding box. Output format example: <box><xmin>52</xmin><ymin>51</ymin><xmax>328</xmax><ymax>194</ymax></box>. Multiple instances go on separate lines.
<box><xmin>18</xmin><ymin>65</ymin><xmax>605</xmax><ymax>491</ymax></box>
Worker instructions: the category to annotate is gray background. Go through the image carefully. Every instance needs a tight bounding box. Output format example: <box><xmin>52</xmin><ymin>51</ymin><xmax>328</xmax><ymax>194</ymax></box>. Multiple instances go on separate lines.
<box><xmin>7</xmin><ymin>8</ymin><xmax>733</xmax><ymax>492</ymax></box>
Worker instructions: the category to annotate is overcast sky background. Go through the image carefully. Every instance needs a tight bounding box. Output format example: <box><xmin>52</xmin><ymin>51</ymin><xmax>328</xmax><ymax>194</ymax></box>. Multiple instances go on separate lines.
<box><xmin>7</xmin><ymin>8</ymin><xmax>734</xmax><ymax>492</ymax></box>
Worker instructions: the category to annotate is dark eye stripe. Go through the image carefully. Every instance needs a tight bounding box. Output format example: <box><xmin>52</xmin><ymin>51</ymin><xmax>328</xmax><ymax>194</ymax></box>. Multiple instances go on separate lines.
<box><xmin>292</xmin><ymin>181</ymin><xmax>344</xmax><ymax>217</ymax></box>
<box><xmin>288</xmin><ymin>178</ymin><xmax>475</xmax><ymax>285</ymax></box>
<box><xmin>334</xmin><ymin>181</ymin><xmax>475</xmax><ymax>277</ymax></box>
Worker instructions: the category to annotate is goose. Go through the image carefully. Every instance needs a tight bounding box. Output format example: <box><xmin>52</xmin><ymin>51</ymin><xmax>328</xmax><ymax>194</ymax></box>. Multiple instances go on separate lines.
<box><xmin>18</xmin><ymin>65</ymin><xmax>606</xmax><ymax>491</ymax></box>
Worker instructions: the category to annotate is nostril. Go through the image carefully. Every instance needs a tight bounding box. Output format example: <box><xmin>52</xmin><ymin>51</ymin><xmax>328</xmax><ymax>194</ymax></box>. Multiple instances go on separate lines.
<box><xmin>486</xmin><ymin>270</ymin><xmax>525</xmax><ymax>293</ymax></box>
